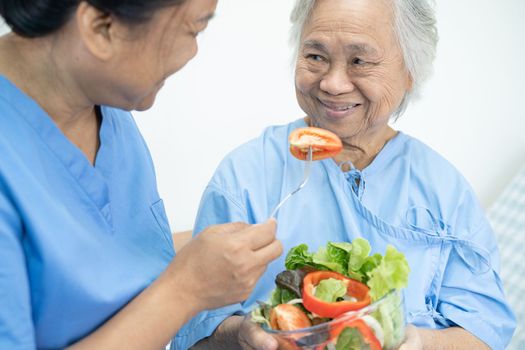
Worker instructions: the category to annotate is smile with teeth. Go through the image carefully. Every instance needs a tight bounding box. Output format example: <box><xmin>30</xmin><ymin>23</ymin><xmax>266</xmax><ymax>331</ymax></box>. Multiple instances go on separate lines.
<box><xmin>320</xmin><ymin>100</ymin><xmax>359</xmax><ymax>111</ymax></box>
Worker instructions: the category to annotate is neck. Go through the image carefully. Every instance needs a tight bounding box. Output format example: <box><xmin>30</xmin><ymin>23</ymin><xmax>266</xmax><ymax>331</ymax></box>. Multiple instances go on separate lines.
<box><xmin>0</xmin><ymin>33</ymin><xmax>101</xmax><ymax>164</ymax></box>
<box><xmin>334</xmin><ymin>125</ymin><xmax>397</xmax><ymax>171</ymax></box>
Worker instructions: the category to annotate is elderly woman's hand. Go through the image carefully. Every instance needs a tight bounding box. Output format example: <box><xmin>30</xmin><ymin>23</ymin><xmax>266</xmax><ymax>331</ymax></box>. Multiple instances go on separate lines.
<box><xmin>190</xmin><ymin>315</ymin><xmax>278</xmax><ymax>350</ymax></box>
<box><xmin>396</xmin><ymin>325</ymin><xmax>490</xmax><ymax>350</ymax></box>
<box><xmin>397</xmin><ymin>325</ymin><xmax>423</xmax><ymax>350</ymax></box>
<box><xmin>238</xmin><ymin>316</ymin><xmax>278</xmax><ymax>350</ymax></box>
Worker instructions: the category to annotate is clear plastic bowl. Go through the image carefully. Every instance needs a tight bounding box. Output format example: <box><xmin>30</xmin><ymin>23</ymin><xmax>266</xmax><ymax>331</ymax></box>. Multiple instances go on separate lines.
<box><xmin>261</xmin><ymin>289</ymin><xmax>405</xmax><ymax>350</ymax></box>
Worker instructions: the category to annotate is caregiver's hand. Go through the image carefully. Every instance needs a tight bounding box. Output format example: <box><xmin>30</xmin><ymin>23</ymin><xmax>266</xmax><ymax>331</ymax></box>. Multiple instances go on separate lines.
<box><xmin>67</xmin><ymin>221</ymin><xmax>280</xmax><ymax>350</ymax></box>
<box><xmin>171</xmin><ymin>220</ymin><xmax>282</xmax><ymax>310</ymax></box>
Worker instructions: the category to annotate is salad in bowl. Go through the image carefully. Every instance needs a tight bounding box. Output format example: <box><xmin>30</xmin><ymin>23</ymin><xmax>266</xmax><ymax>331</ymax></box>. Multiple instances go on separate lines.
<box><xmin>251</xmin><ymin>239</ymin><xmax>410</xmax><ymax>349</ymax></box>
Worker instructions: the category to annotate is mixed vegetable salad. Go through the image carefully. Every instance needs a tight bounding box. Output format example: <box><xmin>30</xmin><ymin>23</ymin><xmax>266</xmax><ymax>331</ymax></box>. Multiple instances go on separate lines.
<box><xmin>252</xmin><ymin>239</ymin><xmax>410</xmax><ymax>350</ymax></box>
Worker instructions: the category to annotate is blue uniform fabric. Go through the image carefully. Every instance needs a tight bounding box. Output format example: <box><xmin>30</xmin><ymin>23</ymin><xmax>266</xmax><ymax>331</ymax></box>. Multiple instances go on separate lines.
<box><xmin>174</xmin><ymin>119</ymin><xmax>516</xmax><ymax>350</ymax></box>
<box><xmin>0</xmin><ymin>76</ymin><xmax>175</xmax><ymax>349</ymax></box>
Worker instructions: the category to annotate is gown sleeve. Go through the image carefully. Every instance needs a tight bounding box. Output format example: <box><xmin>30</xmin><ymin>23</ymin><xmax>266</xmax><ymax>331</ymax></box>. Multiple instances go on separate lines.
<box><xmin>436</xmin><ymin>196</ymin><xmax>516</xmax><ymax>350</ymax></box>
<box><xmin>172</xmin><ymin>182</ymin><xmax>248</xmax><ymax>350</ymax></box>
<box><xmin>0</xmin><ymin>181</ymin><xmax>36</xmax><ymax>349</ymax></box>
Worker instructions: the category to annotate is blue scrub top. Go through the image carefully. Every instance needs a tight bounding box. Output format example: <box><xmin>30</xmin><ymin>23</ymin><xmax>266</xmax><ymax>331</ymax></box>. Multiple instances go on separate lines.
<box><xmin>174</xmin><ymin>119</ymin><xmax>516</xmax><ymax>350</ymax></box>
<box><xmin>0</xmin><ymin>76</ymin><xmax>175</xmax><ymax>349</ymax></box>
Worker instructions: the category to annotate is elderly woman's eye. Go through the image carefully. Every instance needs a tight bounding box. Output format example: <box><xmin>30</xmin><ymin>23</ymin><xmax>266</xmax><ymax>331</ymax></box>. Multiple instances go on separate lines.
<box><xmin>307</xmin><ymin>54</ymin><xmax>324</xmax><ymax>62</ymax></box>
<box><xmin>352</xmin><ymin>58</ymin><xmax>366</xmax><ymax>65</ymax></box>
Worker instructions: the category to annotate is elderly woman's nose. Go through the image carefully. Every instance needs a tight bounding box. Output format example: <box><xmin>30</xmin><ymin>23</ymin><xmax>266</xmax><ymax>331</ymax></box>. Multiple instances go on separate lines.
<box><xmin>319</xmin><ymin>65</ymin><xmax>355</xmax><ymax>96</ymax></box>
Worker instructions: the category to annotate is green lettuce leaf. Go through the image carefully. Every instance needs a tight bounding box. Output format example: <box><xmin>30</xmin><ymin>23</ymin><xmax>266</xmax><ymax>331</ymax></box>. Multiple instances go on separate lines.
<box><xmin>251</xmin><ymin>299</ymin><xmax>275</xmax><ymax>328</ymax></box>
<box><xmin>367</xmin><ymin>245</ymin><xmax>410</xmax><ymax>301</ymax></box>
<box><xmin>347</xmin><ymin>237</ymin><xmax>371</xmax><ymax>272</ymax></box>
<box><xmin>375</xmin><ymin>291</ymin><xmax>405</xmax><ymax>349</ymax></box>
<box><xmin>251</xmin><ymin>306</ymin><xmax>271</xmax><ymax>328</ymax></box>
<box><xmin>313</xmin><ymin>247</ymin><xmax>345</xmax><ymax>274</ymax></box>
<box><xmin>327</xmin><ymin>243</ymin><xmax>351</xmax><ymax>269</ymax></box>
<box><xmin>314</xmin><ymin>278</ymin><xmax>347</xmax><ymax>303</ymax></box>
<box><xmin>270</xmin><ymin>286</ymin><xmax>297</xmax><ymax>306</ymax></box>
<box><xmin>361</xmin><ymin>253</ymin><xmax>383</xmax><ymax>274</ymax></box>
<box><xmin>357</xmin><ymin>253</ymin><xmax>383</xmax><ymax>284</ymax></box>
<box><xmin>285</xmin><ymin>244</ymin><xmax>314</xmax><ymax>270</ymax></box>
<box><xmin>328</xmin><ymin>242</ymin><xmax>353</xmax><ymax>253</ymax></box>
<box><xmin>335</xmin><ymin>327</ymin><xmax>365</xmax><ymax>350</ymax></box>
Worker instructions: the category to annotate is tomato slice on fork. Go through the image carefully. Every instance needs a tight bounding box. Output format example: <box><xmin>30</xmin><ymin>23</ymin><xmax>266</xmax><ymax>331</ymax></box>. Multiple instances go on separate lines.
<box><xmin>289</xmin><ymin>127</ymin><xmax>343</xmax><ymax>161</ymax></box>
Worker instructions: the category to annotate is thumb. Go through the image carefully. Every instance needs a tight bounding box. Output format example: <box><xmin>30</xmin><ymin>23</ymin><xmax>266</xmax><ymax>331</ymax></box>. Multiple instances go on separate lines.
<box><xmin>237</xmin><ymin>220</ymin><xmax>278</xmax><ymax>250</ymax></box>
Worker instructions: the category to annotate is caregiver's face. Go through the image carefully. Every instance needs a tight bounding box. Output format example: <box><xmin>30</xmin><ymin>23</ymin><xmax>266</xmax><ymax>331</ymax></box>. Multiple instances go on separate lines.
<box><xmin>295</xmin><ymin>0</ymin><xmax>412</xmax><ymax>139</ymax></box>
<box><xmin>112</xmin><ymin>0</ymin><xmax>217</xmax><ymax>111</ymax></box>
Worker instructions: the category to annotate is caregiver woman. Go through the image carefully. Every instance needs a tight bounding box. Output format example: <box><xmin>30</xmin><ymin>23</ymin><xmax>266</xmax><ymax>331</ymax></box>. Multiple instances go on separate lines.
<box><xmin>0</xmin><ymin>0</ymin><xmax>283</xmax><ymax>349</ymax></box>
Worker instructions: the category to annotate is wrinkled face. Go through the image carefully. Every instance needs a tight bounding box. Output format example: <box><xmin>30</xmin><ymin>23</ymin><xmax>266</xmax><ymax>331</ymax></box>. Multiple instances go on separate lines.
<box><xmin>104</xmin><ymin>0</ymin><xmax>217</xmax><ymax>111</ymax></box>
<box><xmin>295</xmin><ymin>0</ymin><xmax>411</xmax><ymax>139</ymax></box>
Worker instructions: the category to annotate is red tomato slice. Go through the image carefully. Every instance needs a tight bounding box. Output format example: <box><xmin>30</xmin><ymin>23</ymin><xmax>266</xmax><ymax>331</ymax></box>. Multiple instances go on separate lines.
<box><xmin>269</xmin><ymin>304</ymin><xmax>312</xmax><ymax>331</ymax></box>
<box><xmin>289</xmin><ymin>127</ymin><xmax>343</xmax><ymax>161</ymax></box>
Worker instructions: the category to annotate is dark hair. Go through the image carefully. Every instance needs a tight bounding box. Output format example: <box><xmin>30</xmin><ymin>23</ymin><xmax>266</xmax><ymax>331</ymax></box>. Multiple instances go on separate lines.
<box><xmin>0</xmin><ymin>0</ymin><xmax>186</xmax><ymax>38</ymax></box>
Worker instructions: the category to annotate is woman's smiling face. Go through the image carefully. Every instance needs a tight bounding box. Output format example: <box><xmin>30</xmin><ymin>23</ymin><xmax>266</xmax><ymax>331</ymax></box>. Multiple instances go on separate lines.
<box><xmin>295</xmin><ymin>0</ymin><xmax>412</xmax><ymax>140</ymax></box>
<box><xmin>107</xmin><ymin>0</ymin><xmax>218</xmax><ymax>111</ymax></box>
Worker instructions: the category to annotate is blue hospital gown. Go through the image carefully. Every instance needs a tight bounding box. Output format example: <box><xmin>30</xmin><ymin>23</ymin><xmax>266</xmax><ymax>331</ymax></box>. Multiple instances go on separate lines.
<box><xmin>0</xmin><ymin>76</ymin><xmax>174</xmax><ymax>348</ymax></box>
<box><xmin>174</xmin><ymin>119</ymin><xmax>516</xmax><ymax>350</ymax></box>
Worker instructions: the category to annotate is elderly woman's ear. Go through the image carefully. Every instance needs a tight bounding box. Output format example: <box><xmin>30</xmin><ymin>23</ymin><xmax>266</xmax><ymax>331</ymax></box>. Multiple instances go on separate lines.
<box><xmin>406</xmin><ymin>73</ymin><xmax>414</xmax><ymax>91</ymax></box>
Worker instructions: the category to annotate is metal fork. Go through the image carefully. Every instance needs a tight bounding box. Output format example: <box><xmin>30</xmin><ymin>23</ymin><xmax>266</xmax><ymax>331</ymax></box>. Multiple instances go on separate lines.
<box><xmin>269</xmin><ymin>146</ymin><xmax>313</xmax><ymax>219</ymax></box>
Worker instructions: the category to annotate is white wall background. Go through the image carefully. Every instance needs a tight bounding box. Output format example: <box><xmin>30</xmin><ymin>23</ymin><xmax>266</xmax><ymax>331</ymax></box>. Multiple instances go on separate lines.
<box><xmin>2</xmin><ymin>2</ymin><xmax>524</xmax><ymax>232</ymax></box>
<box><xmin>136</xmin><ymin>0</ymin><xmax>525</xmax><ymax>231</ymax></box>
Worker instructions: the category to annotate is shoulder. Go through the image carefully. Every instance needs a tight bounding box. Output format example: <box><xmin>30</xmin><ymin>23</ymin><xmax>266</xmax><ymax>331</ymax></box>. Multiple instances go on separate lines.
<box><xmin>0</xmin><ymin>96</ymin><xmax>31</xmax><ymax>142</ymax></box>
<box><xmin>394</xmin><ymin>133</ymin><xmax>488</xmax><ymax>236</ymax></box>
<box><xmin>396</xmin><ymin>132</ymin><xmax>472</xmax><ymax>191</ymax></box>
<box><xmin>0</xmin><ymin>101</ymin><xmax>39</xmax><ymax>172</ymax></box>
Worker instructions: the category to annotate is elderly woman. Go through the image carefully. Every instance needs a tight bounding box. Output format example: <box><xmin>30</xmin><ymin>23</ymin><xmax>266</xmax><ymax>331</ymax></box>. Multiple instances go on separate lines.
<box><xmin>0</xmin><ymin>0</ymin><xmax>283</xmax><ymax>349</ymax></box>
<box><xmin>175</xmin><ymin>0</ymin><xmax>516</xmax><ymax>349</ymax></box>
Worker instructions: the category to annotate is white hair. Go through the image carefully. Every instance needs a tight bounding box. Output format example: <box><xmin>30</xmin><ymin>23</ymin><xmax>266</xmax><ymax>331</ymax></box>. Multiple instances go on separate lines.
<box><xmin>290</xmin><ymin>0</ymin><xmax>438</xmax><ymax>119</ymax></box>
